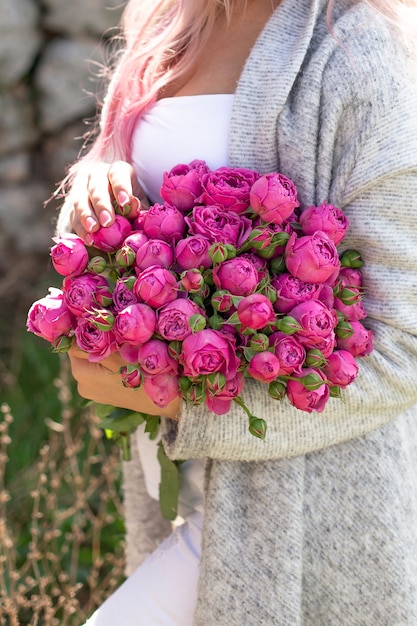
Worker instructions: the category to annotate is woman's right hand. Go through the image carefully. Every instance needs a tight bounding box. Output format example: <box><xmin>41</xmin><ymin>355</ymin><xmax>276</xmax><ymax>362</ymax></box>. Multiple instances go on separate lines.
<box><xmin>68</xmin><ymin>160</ymin><xmax>150</xmax><ymax>244</ymax></box>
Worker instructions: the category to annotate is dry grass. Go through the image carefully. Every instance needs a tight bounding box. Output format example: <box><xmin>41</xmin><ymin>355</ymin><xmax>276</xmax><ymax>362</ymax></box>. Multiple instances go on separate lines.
<box><xmin>0</xmin><ymin>360</ymin><xmax>126</xmax><ymax>625</ymax></box>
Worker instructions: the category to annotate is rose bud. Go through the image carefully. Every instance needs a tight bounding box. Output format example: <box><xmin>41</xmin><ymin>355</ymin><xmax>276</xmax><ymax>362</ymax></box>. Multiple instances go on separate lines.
<box><xmin>74</xmin><ymin>318</ymin><xmax>117</xmax><ymax>362</ymax></box>
<box><xmin>268</xmin><ymin>379</ymin><xmax>287</xmax><ymax>401</ymax></box>
<box><xmin>285</xmin><ymin>231</ymin><xmax>341</xmax><ymax>284</ymax></box>
<box><xmin>212</xmin><ymin>257</ymin><xmax>258</xmax><ymax>296</ymax></box>
<box><xmin>248</xmin><ymin>415</ymin><xmax>267</xmax><ymax>440</ymax></box>
<box><xmin>160</xmin><ymin>160</ymin><xmax>209</xmax><ymax>212</ymax></box>
<box><xmin>322</xmin><ymin>350</ymin><xmax>359</xmax><ymax>388</ymax></box>
<box><xmin>50</xmin><ymin>233</ymin><xmax>89</xmax><ymax>276</ymax></box>
<box><xmin>185</xmin><ymin>382</ymin><xmax>206</xmax><ymax>405</ymax></box>
<box><xmin>93</xmin><ymin>284</ymin><xmax>114</xmax><ymax>308</ymax></box>
<box><xmin>27</xmin><ymin>288</ymin><xmax>73</xmax><ymax>343</ymax></box>
<box><xmin>340</xmin><ymin>249</ymin><xmax>364</xmax><ymax>269</ymax></box>
<box><xmin>209</xmin><ymin>242</ymin><xmax>230</xmax><ymax>264</ymax></box>
<box><xmin>269</xmin><ymin>331</ymin><xmax>306</xmax><ymax>375</ymax></box>
<box><xmin>205</xmin><ymin>371</ymin><xmax>245</xmax><ymax>415</ymax></box>
<box><xmin>189</xmin><ymin>314</ymin><xmax>207</xmax><ymax>333</ymax></box>
<box><xmin>157</xmin><ymin>298</ymin><xmax>206</xmax><ymax>341</ymax></box>
<box><xmin>211</xmin><ymin>290</ymin><xmax>235</xmax><ymax>313</ymax></box>
<box><xmin>135</xmin><ymin>239</ymin><xmax>174</xmax><ymax>270</ymax></box>
<box><xmin>120</xmin><ymin>365</ymin><xmax>142</xmax><ymax>389</ymax></box>
<box><xmin>180</xmin><ymin>269</ymin><xmax>205</xmax><ymax>292</ymax></box>
<box><xmin>88</xmin><ymin>255</ymin><xmax>108</xmax><ymax>274</ymax></box>
<box><xmin>249</xmin><ymin>333</ymin><xmax>270</xmax><ymax>352</ymax></box>
<box><xmin>63</xmin><ymin>273</ymin><xmax>109</xmax><ymax>316</ymax></box>
<box><xmin>134</xmin><ymin>266</ymin><xmax>178</xmax><ymax>308</ymax></box>
<box><xmin>175</xmin><ymin>236</ymin><xmax>212</xmax><ymax>270</ymax></box>
<box><xmin>137</xmin><ymin>339</ymin><xmax>177</xmax><ymax>375</ymax></box>
<box><xmin>87</xmin><ymin>308</ymin><xmax>115</xmax><ymax>331</ymax></box>
<box><xmin>115</xmin><ymin>243</ymin><xmax>136</xmax><ymax>268</ymax></box>
<box><xmin>123</xmin><ymin>231</ymin><xmax>149</xmax><ymax>253</ymax></box>
<box><xmin>112</xmin><ymin>277</ymin><xmax>139</xmax><ymax>312</ymax></box>
<box><xmin>90</xmin><ymin>215</ymin><xmax>132</xmax><ymax>252</ymax></box>
<box><xmin>250</xmin><ymin>172</ymin><xmax>299</xmax><ymax>225</ymax></box>
<box><xmin>305</xmin><ymin>348</ymin><xmax>327</xmax><ymax>368</ymax></box>
<box><xmin>143</xmin><ymin>371</ymin><xmax>180</xmax><ymax>408</ymax></box>
<box><xmin>336</xmin><ymin>321</ymin><xmax>374</xmax><ymax>357</ymax></box>
<box><xmin>274</xmin><ymin>315</ymin><xmax>302</xmax><ymax>335</ymax></box>
<box><xmin>299</xmin><ymin>203</ymin><xmax>349</xmax><ymax>245</ymax></box>
<box><xmin>237</xmin><ymin>294</ymin><xmax>276</xmax><ymax>331</ymax></box>
<box><xmin>269</xmin><ymin>255</ymin><xmax>287</xmax><ymax>275</ymax></box>
<box><xmin>335</xmin><ymin>317</ymin><xmax>354</xmax><ymax>339</ymax></box>
<box><xmin>286</xmin><ymin>368</ymin><xmax>329</xmax><ymax>412</ymax></box>
<box><xmin>142</xmin><ymin>203</ymin><xmax>186</xmax><ymax>243</ymax></box>
<box><xmin>334</xmin><ymin>296</ymin><xmax>367</xmax><ymax>322</ymax></box>
<box><xmin>247</xmin><ymin>351</ymin><xmax>281</xmax><ymax>384</ymax></box>
<box><xmin>113</xmin><ymin>303</ymin><xmax>156</xmax><ymax>346</ymax></box>
<box><xmin>52</xmin><ymin>335</ymin><xmax>73</xmax><ymax>353</ymax></box>
<box><xmin>186</xmin><ymin>205</ymin><xmax>252</xmax><ymax>247</ymax></box>
<box><xmin>338</xmin><ymin>267</ymin><xmax>363</xmax><ymax>288</ymax></box>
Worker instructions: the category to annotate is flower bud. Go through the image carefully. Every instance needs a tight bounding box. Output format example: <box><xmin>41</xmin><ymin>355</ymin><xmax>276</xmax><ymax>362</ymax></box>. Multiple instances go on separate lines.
<box><xmin>299</xmin><ymin>372</ymin><xmax>327</xmax><ymax>390</ymax></box>
<box><xmin>211</xmin><ymin>290</ymin><xmax>234</xmax><ymax>313</ymax></box>
<box><xmin>189</xmin><ymin>314</ymin><xmax>207</xmax><ymax>332</ymax></box>
<box><xmin>88</xmin><ymin>256</ymin><xmax>108</xmax><ymax>274</ymax></box>
<box><xmin>340</xmin><ymin>249</ymin><xmax>364</xmax><ymax>269</ymax></box>
<box><xmin>275</xmin><ymin>315</ymin><xmax>302</xmax><ymax>335</ymax></box>
<box><xmin>336</xmin><ymin>286</ymin><xmax>363</xmax><ymax>306</ymax></box>
<box><xmin>249</xmin><ymin>333</ymin><xmax>270</xmax><ymax>352</ymax></box>
<box><xmin>209</xmin><ymin>242</ymin><xmax>229</xmax><ymax>264</ymax></box>
<box><xmin>94</xmin><ymin>287</ymin><xmax>113</xmax><ymax>308</ymax></box>
<box><xmin>88</xmin><ymin>308</ymin><xmax>115</xmax><ymax>331</ymax></box>
<box><xmin>120</xmin><ymin>365</ymin><xmax>142</xmax><ymax>389</ymax></box>
<box><xmin>185</xmin><ymin>382</ymin><xmax>206</xmax><ymax>405</ymax></box>
<box><xmin>206</xmin><ymin>372</ymin><xmax>227</xmax><ymax>392</ymax></box>
<box><xmin>335</xmin><ymin>318</ymin><xmax>354</xmax><ymax>339</ymax></box>
<box><xmin>52</xmin><ymin>335</ymin><xmax>73</xmax><ymax>353</ymax></box>
<box><xmin>268</xmin><ymin>379</ymin><xmax>287</xmax><ymax>401</ymax></box>
<box><xmin>168</xmin><ymin>341</ymin><xmax>182</xmax><ymax>360</ymax></box>
<box><xmin>329</xmin><ymin>385</ymin><xmax>343</xmax><ymax>399</ymax></box>
<box><xmin>305</xmin><ymin>348</ymin><xmax>327</xmax><ymax>368</ymax></box>
<box><xmin>179</xmin><ymin>376</ymin><xmax>192</xmax><ymax>392</ymax></box>
<box><xmin>248</xmin><ymin>415</ymin><xmax>267</xmax><ymax>440</ymax></box>
<box><xmin>115</xmin><ymin>244</ymin><xmax>136</xmax><ymax>268</ymax></box>
<box><xmin>180</xmin><ymin>269</ymin><xmax>205</xmax><ymax>292</ymax></box>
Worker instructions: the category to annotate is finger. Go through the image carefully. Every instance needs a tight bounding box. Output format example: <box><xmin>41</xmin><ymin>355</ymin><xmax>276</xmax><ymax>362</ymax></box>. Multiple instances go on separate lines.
<box><xmin>108</xmin><ymin>161</ymin><xmax>150</xmax><ymax>216</ymax></box>
<box><xmin>70</xmin><ymin>197</ymin><xmax>100</xmax><ymax>244</ymax></box>
<box><xmin>87</xmin><ymin>164</ymin><xmax>117</xmax><ymax>228</ymax></box>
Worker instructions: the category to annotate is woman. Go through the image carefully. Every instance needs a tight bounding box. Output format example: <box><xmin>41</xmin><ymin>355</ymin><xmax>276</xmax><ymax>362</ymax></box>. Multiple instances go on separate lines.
<box><xmin>57</xmin><ymin>0</ymin><xmax>417</xmax><ymax>623</ymax></box>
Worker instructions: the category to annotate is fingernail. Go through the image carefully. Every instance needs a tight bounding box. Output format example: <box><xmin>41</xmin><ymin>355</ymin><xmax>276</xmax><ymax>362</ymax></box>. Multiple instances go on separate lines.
<box><xmin>117</xmin><ymin>191</ymin><xmax>130</xmax><ymax>206</ymax></box>
<box><xmin>85</xmin><ymin>217</ymin><xmax>97</xmax><ymax>232</ymax></box>
<box><xmin>85</xmin><ymin>233</ymin><xmax>94</xmax><ymax>245</ymax></box>
<box><xmin>100</xmin><ymin>211</ymin><xmax>112</xmax><ymax>226</ymax></box>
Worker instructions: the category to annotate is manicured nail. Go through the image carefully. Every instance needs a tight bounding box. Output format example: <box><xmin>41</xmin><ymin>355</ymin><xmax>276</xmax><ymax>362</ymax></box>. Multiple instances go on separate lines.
<box><xmin>117</xmin><ymin>191</ymin><xmax>130</xmax><ymax>206</ymax></box>
<box><xmin>100</xmin><ymin>211</ymin><xmax>112</xmax><ymax>226</ymax></box>
<box><xmin>85</xmin><ymin>217</ymin><xmax>97</xmax><ymax>232</ymax></box>
<box><xmin>85</xmin><ymin>233</ymin><xmax>94</xmax><ymax>246</ymax></box>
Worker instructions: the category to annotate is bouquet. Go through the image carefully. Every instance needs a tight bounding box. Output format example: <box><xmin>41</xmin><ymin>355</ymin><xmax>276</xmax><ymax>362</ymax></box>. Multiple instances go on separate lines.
<box><xmin>27</xmin><ymin>161</ymin><xmax>373</xmax><ymax>515</ymax></box>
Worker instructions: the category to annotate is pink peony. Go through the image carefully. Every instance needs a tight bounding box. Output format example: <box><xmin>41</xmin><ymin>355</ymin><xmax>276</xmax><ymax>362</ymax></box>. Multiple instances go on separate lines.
<box><xmin>205</xmin><ymin>372</ymin><xmax>245</xmax><ymax>415</ymax></box>
<box><xmin>134</xmin><ymin>266</ymin><xmax>178</xmax><ymax>308</ymax></box>
<box><xmin>143</xmin><ymin>371</ymin><xmax>180</xmax><ymax>407</ymax></box>
<box><xmin>299</xmin><ymin>203</ymin><xmax>349</xmax><ymax>245</ymax></box>
<box><xmin>290</xmin><ymin>300</ymin><xmax>338</xmax><ymax>357</ymax></box>
<box><xmin>135</xmin><ymin>239</ymin><xmax>173</xmax><ymax>270</ymax></box>
<box><xmin>186</xmin><ymin>205</ymin><xmax>252</xmax><ymax>247</ymax></box>
<box><xmin>175</xmin><ymin>236</ymin><xmax>212</xmax><ymax>270</ymax></box>
<box><xmin>180</xmin><ymin>329</ymin><xmax>239</xmax><ymax>379</ymax></box>
<box><xmin>112</xmin><ymin>278</ymin><xmax>139</xmax><ymax>312</ymax></box>
<box><xmin>250</xmin><ymin>172</ymin><xmax>299</xmax><ymax>225</ymax></box>
<box><xmin>74</xmin><ymin>317</ymin><xmax>117</xmax><ymax>362</ymax></box>
<box><xmin>142</xmin><ymin>204</ymin><xmax>186</xmax><ymax>243</ymax></box>
<box><xmin>272</xmin><ymin>273</ymin><xmax>325</xmax><ymax>314</ymax></box>
<box><xmin>323</xmin><ymin>350</ymin><xmax>359</xmax><ymax>388</ymax></box>
<box><xmin>269</xmin><ymin>331</ymin><xmax>306</xmax><ymax>375</ymax></box>
<box><xmin>26</xmin><ymin>288</ymin><xmax>73</xmax><ymax>343</ymax></box>
<box><xmin>63</xmin><ymin>273</ymin><xmax>109</xmax><ymax>316</ymax></box>
<box><xmin>160</xmin><ymin>160</ymin><xmax>209</xmax><ymax>212</ymax></box>
<box><xmin>113</xmin><ymin>303</ymin><xmax>156</xmax><ymax>346</ymax></box>
<box><xmin>237</xmin><ymin>294</ymin><xmax>276</xmax><ymax>330</ymax></box>
<box><xmin>137</xmin><ymin>339</ymin><xmax>177</xmax><ymax>375</ymax></box>
<box><xmin>212</xmin><ymin>257</ymin><xmax>259</xmax><ymax>296</ymax></box>
<box><xmin>122</xmin><ymin>230</ymin><xmax>149</xmax><ymax>253</ymax></box>
<box><xmin>337</xmin><ymin>321</ymin><xmax>374</xmax><ymax>357</ymax></box>
<box><xmin>90</xmin><ymin>215</ymin><xmax>132</xmax><ymax>252</ymax></box>
<box><xmin>285</xmin><ymin>231</ymin><xmax>341</xmax><ymax>284</ymax></box>
<box><xmin>247</xmin><ymin>351</ymin><xmax>281</xmax><ymax>383</ymax></box>
<box><xmin>199</xmin><ymin>166</ymin><xmax>259</xmax><ymax>214</ymax></box>
<box><xmin>156</xmin><ymin>298</ymin><xmax>205</xmax><ymax>341</ymax></box>
<box><xmin>286</xmin><ymin>368</ymin><xmax>329</xmax><ymax>412</ymax></box>
<box><xmin>50</xmin><ymin>233</ymin><xmax>89</xmax><ymax>276</ymax></box>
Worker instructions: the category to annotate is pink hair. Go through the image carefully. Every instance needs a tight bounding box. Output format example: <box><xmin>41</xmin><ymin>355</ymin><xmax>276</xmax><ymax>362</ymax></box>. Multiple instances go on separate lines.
<box><xmin>62</xmin><ymin>0</ymin><xmax>416</xmax><ymax>193</ymax></box>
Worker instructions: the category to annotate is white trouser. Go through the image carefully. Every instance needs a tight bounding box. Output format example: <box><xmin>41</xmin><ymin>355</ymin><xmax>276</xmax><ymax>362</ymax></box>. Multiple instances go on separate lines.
<box><xmin>82</xmin><ymin>427</ymin><xmax>205</xmax><ymax>626</ymax></box>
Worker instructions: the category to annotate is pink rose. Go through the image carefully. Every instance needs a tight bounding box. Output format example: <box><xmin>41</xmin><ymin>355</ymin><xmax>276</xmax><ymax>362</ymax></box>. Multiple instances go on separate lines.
<box><xmin>337</xmin><ymin>321</ymin><xmax>374</xmax><ymax>357</ymax></box>
<box><xmin>180</xmin><ymin>329</ymin><xmax>239</xmax><ymax>379</ymax></box>
<box><xmin>50</xmin><ymin>233</ymin><xmax>89</xmax><ymax>276</ymax></box>
<box><xmin>74</xmin><ymin>317</ymin><xmax>116</xmax><ymax>362</ymax></box>
<box><xmin>286</xmin><ymin>368</ymin><xmax>330</xmax><ymax>412</ymax></box>
<box><xmin>323</xmin><ymin>350</ymin><xmax>359</xmax><ymax>388</ymax></box>
<box><xmin>142</xmin><ymin>204</ymin><xmax>186</xmax><ymax>243</ymax></box>
<box><xmin>285</xmin><ymin>231</ymin><xmax>341</xmax><ymax>284</ymax></box>
<box><xmin>135</xmin><ymin>239</ymin><xmax>174</xmax><ymax>270</ymax></box>
<box><xmin>237</xmin><ymin>294</ymin><xmax>276</xmax><ymax>330</ymax></box>
<box><xmin>160</xmin><ymin>160</ymin><xmax>209</xmax><ymax>212</ymax></box>
<box><xmin>113</xmin><ymin>303</ymin><xmax>156</xmax><ymax>346</ymax></box>
<box><xmin>143</xmin><ymin>371</ymin><xmax>180</xmax><ymax>408</ymax></box>
<box><xmin>334</xmin><ymin>296</ymin><xmax>367</xmax><ymax>322</ymax></box>
<box><xmin>269</xmin><ymin>331</ymin><xmax>306</xmax><ymax>375</ymax></box>
<box><xmin>186</xmin><ymin>205</ymin><xmax>252</xmax><ymax>247</ymax></box>
<box><xmin>120</xmin><ymin>365</ymin><xmax>142</xmax><ymax>389</ymax></box>
<box><xmin>205</xmin><ymin>372</ymin><xmax>245</xmax><ymax>415</ymax></box>
<box><xmin>175</xmin><ymin>236</ymin><xmax>212</xmax><ymax>270</ymax></box>
<box><xmin>122</xmin><ymin>230</ymin><xmax>149</xmax><ymax>253</ymax></box>
<box><xmin>213</xmin><ymin>257</ymin><xmax>259</xmax><ymax>296</ymax></box>
<box><xmin>299</xmin><ymin>203</ymin><xmax>349</xmax><ymax>245</ymax></box>
<box><xmin>247</xmin><ymin>351</ymin><xmax>281</xmax><ymax>383</ymax></box>
<box><xmin>199</xmin><ymin>166</ymin><xmax>259</xmax><ymax>214</ymax></box>
<box><xmin>134</xmin><ymin>266</ymin><xmax>178</xmax><ymax>308</ymax></box>
<box><xmin>290</xmin><ymin>300</ymin><xmax>337</xmax><ymax>357</ymax></box>
<box><xmin>137</xmin><ymin>339</ymin><xmax>177</xmax><ymax>375</ymax></box>
<box><xmin>63</xmin><ymin>273</ymin><xmax>109</xmax><ymax>316</ymax></box>
<box><xmin>156</xmin><ymin>298</ymin><xmax>205</xmax><ymax>341</ymax></box>
<box><xmin>250</xmin><ymin>173</ymin><xmax>299</xmax><ymax>225</ymax></box>
<box><xmin>90</xmin><ymin>215</ymin><xmax>132</xmax><ymax>252</ymax></box>
<box><xmin>272</xmin><ymin>273</ymin><xmax>325</xmax><ymax>314</ymax></box>
<box><xmin>26</xmin><ymin>287</ymin><xmax>73</xmax><ymax>343</ymax></box>
<box><xmin>112</xmin><ymin>277</ymin><xmax>139</xmax><ymax>312</ymax></box>
<box><xmin>338</xmin><ymin>267</ymin><xmax>363</xmax><ymax>288</ymax></box>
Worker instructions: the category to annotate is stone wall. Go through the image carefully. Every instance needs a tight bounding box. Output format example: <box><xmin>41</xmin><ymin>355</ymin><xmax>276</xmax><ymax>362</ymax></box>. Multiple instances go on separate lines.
<box><xmin>0</xmin><ymin>0</ymin><xmax>126</xmax><ymax>303</ymax></box>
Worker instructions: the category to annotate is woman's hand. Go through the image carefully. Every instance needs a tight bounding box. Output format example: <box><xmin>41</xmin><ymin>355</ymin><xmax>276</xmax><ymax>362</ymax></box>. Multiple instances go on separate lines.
<box><xmin>68</xmin><ymin>160</ymin><xmax>150</xmax><ymax>244</ymax></box>
<box><xmin>68</xmin><ymin>345</ymin><xmax>180</xmax><ymax>420</ymax></box>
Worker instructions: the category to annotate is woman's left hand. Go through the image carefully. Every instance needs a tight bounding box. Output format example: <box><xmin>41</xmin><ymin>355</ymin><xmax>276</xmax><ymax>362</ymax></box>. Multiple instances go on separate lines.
<box><xmin>68</xmin><ymin>345</ymin><xmax>180</xmax><ymax>419</ymax></box>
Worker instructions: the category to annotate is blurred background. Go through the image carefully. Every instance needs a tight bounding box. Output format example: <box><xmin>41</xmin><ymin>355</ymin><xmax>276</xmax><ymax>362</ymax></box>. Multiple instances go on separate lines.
<box><xmin>0</xmin><ymin>1</ymin><xmax>129</xmax><ymax>623</ymax></box>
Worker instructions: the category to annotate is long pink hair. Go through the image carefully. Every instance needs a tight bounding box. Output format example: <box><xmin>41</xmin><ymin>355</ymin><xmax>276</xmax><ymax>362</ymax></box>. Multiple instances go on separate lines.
<box><xmin>62</xmin><ymin>0</ymin><xmax>417</xmax><ymax>192</ymax></box>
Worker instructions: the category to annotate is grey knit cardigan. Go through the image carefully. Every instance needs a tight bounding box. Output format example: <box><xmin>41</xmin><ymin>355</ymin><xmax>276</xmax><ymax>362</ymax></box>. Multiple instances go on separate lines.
<box><xmin>62</xmin><ymin>0</ymin><xmax>417</xmax><ymax>623</ymax></box>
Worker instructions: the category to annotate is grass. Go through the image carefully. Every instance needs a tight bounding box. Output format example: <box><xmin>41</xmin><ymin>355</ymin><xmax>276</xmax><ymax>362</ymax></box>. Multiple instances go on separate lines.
<box><xmin>0</xmin><ymin>260</ymin><xmax>126</xmax><ymax>625</ymax></box>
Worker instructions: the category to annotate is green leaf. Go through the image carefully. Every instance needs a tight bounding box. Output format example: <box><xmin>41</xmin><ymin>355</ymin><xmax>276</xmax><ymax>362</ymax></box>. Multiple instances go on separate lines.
<box><xmin>97</xmin><ymin>408</ymin><xmax>147</xmax><ymax>433</ymax></box>
<box><xmin>144</xmin><ymin>414</ymin><xmax>160</xmax><ymax>440</ymax></box>
<box><xmin>157</xmin><ymin>442</ymin><xmax>180</xmax><ymax>521</ymax></box>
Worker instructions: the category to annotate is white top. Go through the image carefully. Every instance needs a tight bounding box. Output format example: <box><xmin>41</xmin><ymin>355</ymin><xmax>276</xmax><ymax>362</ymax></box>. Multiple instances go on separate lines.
<box><xmin>131</xmin><ymin>94</ymin><xmax>234</xmax><ymax>203</ymax></box>
<box><xmin>132</xmin><ymin>94</ymin><xmax>234</xmax><ymax>515</ymax></box>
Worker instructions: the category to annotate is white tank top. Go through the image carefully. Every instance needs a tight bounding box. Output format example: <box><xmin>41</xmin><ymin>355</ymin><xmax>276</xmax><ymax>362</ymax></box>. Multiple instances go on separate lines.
<box><xmin>131</xmin><ymin>94</ymin><xmax>234</xmax><ymax>514</ymax></box>
<box><xmin>131</xmin><ymin>93</ymin><xmax>234</xmax><ymax>203</ymax></box>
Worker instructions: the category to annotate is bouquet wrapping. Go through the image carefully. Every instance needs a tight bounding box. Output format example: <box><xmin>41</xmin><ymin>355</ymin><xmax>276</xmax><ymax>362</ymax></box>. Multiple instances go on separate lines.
<box><xmin>27</xmin><ymin>161</ymin><xmax>374</xmax><ymax>516</ymax></box>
